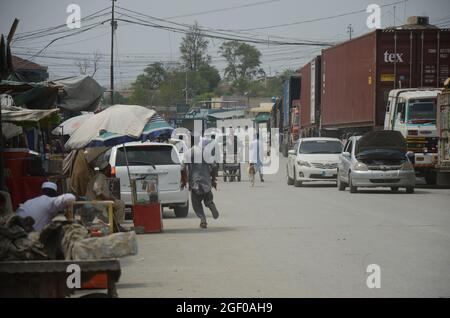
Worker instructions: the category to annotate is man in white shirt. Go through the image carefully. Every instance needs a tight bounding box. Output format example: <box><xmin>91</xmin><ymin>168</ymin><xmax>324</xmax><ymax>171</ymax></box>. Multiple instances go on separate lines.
<box><xmin>249</xmin><ymin>133</ymin><xmax>265</xmax><ymax>182</ymax></box>
<box><xmin>16</xmin><ymin>182</ymin><xmax>76</xmax><ymax>231</ymax></box>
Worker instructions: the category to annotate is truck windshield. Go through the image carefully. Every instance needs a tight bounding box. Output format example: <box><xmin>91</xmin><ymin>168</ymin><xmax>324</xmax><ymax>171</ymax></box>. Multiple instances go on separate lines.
<box><xmin>299</xmin><ymin>140</ymin><xmax>343</xmax><ymax>154</ymax></box>
<box><xmin>407</xmin><ymin>101</ymin><xmax>436</xmax><ymax>124</ymax></box>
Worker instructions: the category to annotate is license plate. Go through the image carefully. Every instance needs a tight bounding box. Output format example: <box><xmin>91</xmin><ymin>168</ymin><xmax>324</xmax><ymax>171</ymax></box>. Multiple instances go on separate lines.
<box><xmin>322</xmin><ymin>170</ymin><xmax>333</xmax><ymax>177</ymax></box>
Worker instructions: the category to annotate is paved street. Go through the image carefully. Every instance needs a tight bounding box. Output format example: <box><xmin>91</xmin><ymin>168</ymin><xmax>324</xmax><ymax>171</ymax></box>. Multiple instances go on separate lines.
<box><xmin>117</xmin><ymin>158</ymin><xmax>450</xmax><ymax>298</ymax></box>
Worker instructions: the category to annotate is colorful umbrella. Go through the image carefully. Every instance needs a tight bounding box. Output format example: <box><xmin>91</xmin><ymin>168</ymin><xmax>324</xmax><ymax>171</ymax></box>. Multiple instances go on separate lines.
<box><xmin>87</xmin><ymin>114</ymin><xmax>174</xmax><ymax>147</ymax></box>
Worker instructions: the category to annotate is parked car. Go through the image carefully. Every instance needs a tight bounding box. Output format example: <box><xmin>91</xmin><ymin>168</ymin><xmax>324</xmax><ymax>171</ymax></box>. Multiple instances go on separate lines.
<box><xmin>105</xmin><ymin>142</ymin><xmax>189</xmax><ymax>217</ymax></box>
<box><xmin>337</xmin><ymin>131</ymin><xmax>415</xmax><ymax>193</ymax></box>
<box><xmin>287</xmin><ymin>137</ymin><xmax>343</xmax><ymax>187</ymax></box>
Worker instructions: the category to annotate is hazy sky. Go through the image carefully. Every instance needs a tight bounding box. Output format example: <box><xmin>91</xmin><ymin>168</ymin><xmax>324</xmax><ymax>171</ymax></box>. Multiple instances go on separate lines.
<box><xmin>1</xmin><ymin>0</ymin><xmax>449</xmax><ymax>87</ymax></box>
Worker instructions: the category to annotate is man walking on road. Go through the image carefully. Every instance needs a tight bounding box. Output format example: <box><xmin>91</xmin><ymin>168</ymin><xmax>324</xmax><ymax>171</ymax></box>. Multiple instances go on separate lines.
<box><xmin>182</xmin><ymin>135</ymin><xmax>219</xmax><ymax>229</ymax></box>
<box><xmin>250</xmin><ymin>132</ymin><xmax>264</xmax><ymax>182</ymax></box>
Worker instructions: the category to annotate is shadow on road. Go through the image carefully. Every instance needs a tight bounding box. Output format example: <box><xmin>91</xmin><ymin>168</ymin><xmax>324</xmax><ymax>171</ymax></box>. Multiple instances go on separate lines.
<box><xmin>162</xmin><ymin>226</ymin><xmax>235</xmax><ymax>235</ymax></box>
<box><xmin>297</xmin><ymin>183</ymin><xmax>337</xmax><ymax>188</ymax></box>
<box><xmin>354</xmin><ymin>189</ymin><xmax>431</xmax><ymax>195</ymax></box>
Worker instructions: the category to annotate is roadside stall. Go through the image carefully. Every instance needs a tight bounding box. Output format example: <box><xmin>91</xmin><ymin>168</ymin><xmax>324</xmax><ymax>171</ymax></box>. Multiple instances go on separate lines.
<box><xmin>64</xmin><ymin>105</ymin><xmax>174</xmax><ymax>234</ymax></box>
<box><xmin>1</xmin><ymin>103</ymin><xmax>61</xmax><ymax>209</ymax></box>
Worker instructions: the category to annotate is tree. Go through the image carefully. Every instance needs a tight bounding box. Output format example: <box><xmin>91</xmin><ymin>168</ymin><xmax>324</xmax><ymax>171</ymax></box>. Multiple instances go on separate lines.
<box><xmin>76</xmin><ymin>51</ymin><xmax>101</xmax><ymax>77</ymax></box>
<box><xmin>219</xmin><ymin>41</ymin><xmax>263</xmax><ymax>81</ymax></box>
<box><xmin>180</xmin><ymin>22</ymin><xmax>210</xmax><ymax>72</ymax></box>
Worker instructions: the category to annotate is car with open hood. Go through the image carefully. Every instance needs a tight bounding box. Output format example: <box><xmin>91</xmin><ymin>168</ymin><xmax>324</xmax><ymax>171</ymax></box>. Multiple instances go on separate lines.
<box><xmin>337</xmin><ymin>131</ymin><xmax>415</xmax><ymax>193</ymax></box>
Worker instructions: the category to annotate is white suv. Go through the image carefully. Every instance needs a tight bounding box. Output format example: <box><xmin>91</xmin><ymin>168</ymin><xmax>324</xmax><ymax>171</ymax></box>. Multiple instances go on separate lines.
<box><xmin>105</xmin><ymin>142</ymin><xmax>189</xmax><ymax>217</ymax></box>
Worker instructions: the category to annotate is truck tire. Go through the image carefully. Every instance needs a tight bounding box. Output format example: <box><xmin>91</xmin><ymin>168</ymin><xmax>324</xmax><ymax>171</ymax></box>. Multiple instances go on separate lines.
<box><xmin>425</xmin><ymin>173</ymin><xmax>437</xmax><ymax>185</ymax></box>
<box><xmin>391</xmin><ymin>187</ymin><xmax>399</xmax><ymax>192</ymax></box>
<box><xmin>174</xmin><ymin>203</ymin><xmax>189</xmax><ymax>218</ymax></box>
<box><xmin>349</xmin><ymin>174</ymin><xmax>357</xmax><ymax>193</ymax></box>
<box><xmin>406</xmin><ymin>186</ymin><xmax>415</xmax><ymax>194</ymax></box>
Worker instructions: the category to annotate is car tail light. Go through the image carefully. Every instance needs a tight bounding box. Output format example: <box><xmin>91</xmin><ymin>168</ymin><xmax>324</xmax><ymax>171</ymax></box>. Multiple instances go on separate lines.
<box><xmin>111</xmin><ymin>166</ymin><xmax>116</xmax><ymax>177</ymax></box>
<box><xmin>407</xmin><ymin>130</ymin><xmax>418</xmax><ymax>136</ymax></box>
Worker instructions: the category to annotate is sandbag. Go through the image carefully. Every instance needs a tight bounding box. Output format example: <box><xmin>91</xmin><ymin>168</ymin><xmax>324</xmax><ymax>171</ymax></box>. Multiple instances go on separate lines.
<box><xmin>70</xmin><ymin>231</ymin><xmax>138</xmax><ymax>260</ymax></box>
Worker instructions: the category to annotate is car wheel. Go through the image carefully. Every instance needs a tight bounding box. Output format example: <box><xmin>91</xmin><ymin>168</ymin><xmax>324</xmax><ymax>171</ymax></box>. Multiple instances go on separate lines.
<box><xmin>406</xmin><ymin>186</ymin><xmax>415</xmax><ymax>194</ymax></box>
<box><xmin>337</xmin><ymin>172</ymin><xmax>346</xmax><ymax>191</ymax></box>
<box><xmin>349</xmin><ymin>173</ymin><xmax>357</xmax><ymax>193</ymax></box>
<box><xmin>287</xmin><ymin>166</ymin><xmax>294</xmax><ymax>185</ymax></box>
<box><xmin>174</xmin><ymin>202</ymin><xmax>189</xmax><ymax>218</ymax></box>
<box><xmin>391</xmin><ymin>187</ymin><xmax>399</xmax><ymax>192</ymax></box>
<box><xmin>294</xmin><ymin>167</ymin><xmax>302</xmax><ymax>187</ymax></box>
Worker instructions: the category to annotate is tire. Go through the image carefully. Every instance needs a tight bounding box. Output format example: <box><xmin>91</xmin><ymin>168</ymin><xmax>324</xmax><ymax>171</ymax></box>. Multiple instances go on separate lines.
<box><xmin>237</xmin><ymin>175</ymin><xmax>241</xmax><ymax>182</ymax></box>
<box><xmin>349</xmin><ymin>173</ymin><xmax>357</xmax><ymax>193</ymax></box>
<box><xmin>337</xmin><ymin>172</ymin><xmax>346</xmax><ymax>191</ymax></box>
<box><xmin>425</xmin><ymin>173</ymin><xmax>437</xmax><ymax>185</ymax></box>
<box><xmin>391</xmin><ymin>187</ymin><xmax>399</xmax><ymax>192</ymax></box>
<box><xmin>174</xmin><ymin>203</ymin><xmax>189</xmax><ymax>218</ymax></box>
<box><xmin>406</xmin><ymin>186</ymin><xmax>415</xmax><ymax>194</ymax></box>
<box><xmin>294</xmin><ymin>168</ymin><xmax>302</xmax><ymax>187</ymax></box>
<box><xmin>224</xmin><ymin>176</ymin><xmax>227</xmax><ymax>182</ymax></box>
<box><xmin>287</xmin><ymin>167</ymin><xmax>294</xmax><ymax>185</ymax></box>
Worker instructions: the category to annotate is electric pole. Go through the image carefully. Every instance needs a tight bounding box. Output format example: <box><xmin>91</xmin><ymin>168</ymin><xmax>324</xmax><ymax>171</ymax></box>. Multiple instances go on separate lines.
<box><xmin>347</xmin><ymin>24</ymin><xmax>354</xmax><ymax>40</ymax></box>
<box><xmin>110</xmin><ymin>0</ymin><xmax>117</xmax><ymax>105</ymax></box>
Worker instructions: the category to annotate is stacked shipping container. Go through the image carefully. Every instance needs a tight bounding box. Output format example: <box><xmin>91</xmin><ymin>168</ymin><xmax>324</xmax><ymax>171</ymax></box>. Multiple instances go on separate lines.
<box><xmin>296</xmin><ymin>26</ymin><xmax>450</xmax><ymax>136</ymax></box>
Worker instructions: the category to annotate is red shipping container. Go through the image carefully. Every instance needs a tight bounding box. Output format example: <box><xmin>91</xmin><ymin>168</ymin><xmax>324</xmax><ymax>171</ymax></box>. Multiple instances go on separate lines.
<box><xmin>132</xmin><ymin>203</ymin><xmax>163</xmax><ymax>233</ymax></box>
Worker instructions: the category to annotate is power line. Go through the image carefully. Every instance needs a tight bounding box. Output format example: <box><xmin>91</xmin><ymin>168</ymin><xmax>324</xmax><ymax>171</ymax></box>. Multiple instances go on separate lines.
<box><xmin>228</xmin><ymin>0</ymin><xmax>405</xmax><ymax>31</ymax></box>
<box><xmin>166</xmin><ymin>0</ymin><xmax>280</xmax><ymax>19</ymax></box>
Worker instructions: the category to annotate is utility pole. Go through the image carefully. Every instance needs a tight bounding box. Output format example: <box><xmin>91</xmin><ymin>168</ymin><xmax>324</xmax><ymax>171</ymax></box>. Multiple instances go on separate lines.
<box><xmin>393</xmin><ymin>5</ymin><xmax>396</xmax><ymax>27</ymax></box>
<box><xmin>110</xmin><ymin>0</ymin><xmax>117</xmax><ymax>105</ymax></box>
<box><xmin>347</xmin><ymin>24</ymin><xmax>354</xmax><ymax>40</ymax></box>
<box><xmin>185</xmin><ymin>70</ymin><xmax>188</xmax><ymax>105</ymax></box>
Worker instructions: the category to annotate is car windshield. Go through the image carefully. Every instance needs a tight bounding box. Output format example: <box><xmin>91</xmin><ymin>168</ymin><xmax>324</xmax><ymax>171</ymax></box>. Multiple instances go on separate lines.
<box><xmin>407</xmin><ymin>100</ymin><xmax>436</xmax><ymax>124</ymax></box>
<box><xmin>115</xmin><ymin>146</ymin><xmax>179</xmax><ymax>166</ymax></box>
<box><xmin>299</xmin><ymin>140</ymin><xmax>342</xmax><ymax>154</ymax></box>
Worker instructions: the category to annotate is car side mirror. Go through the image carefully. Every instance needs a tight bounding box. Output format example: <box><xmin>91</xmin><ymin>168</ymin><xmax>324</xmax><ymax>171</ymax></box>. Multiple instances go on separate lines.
<box><xmin>342</xmin><ymin>151</ymin><xmax>351</xmax><ymax>158</ymax></box>
<box><xmin>288</xmin><ymin>150</ymin><xmax>296</xmax><ymax>156</ymax></box>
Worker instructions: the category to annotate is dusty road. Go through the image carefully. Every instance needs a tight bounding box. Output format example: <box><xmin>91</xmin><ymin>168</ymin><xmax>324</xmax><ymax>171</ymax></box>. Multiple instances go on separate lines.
<box><xmin>117</xmin><ymin>159</ymin><xmax>450</xmax><ymax>297</ymax></box>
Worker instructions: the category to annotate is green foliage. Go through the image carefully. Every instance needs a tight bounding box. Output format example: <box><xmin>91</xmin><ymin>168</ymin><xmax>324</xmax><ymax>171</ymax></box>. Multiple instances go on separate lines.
<box><xmin>180</xmin><ymin>22</ymin><xmax>210</xmax><ymax>72</ymax></box>
<box><xmin>219</xmin><ymin>41</ymin><xmax>263</xmax><ymax>82</ymax></box>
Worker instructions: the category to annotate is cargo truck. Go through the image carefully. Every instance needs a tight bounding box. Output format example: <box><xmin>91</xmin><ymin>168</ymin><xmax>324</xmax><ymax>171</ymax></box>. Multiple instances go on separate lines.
<box><xmin>297</xmin><ymin>17</ymin><xmax>450</xmax><ymax>183</ymax></box>
<box><xmin>280</xmin><ymin>75</ymin><xmax>300</xmax><ymax>157</ymax></box>
<box><xmin>436</xmin><ymin>78</ymin><xmax>450</xmax><ymax>185</ymax></box>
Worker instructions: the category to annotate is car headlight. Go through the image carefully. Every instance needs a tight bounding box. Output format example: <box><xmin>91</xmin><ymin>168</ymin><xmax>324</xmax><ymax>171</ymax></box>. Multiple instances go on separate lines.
<box><xmin>297</xmin><ymin>160</ymin><xmax>311</xmax><ymax>167</ymax></box>
<box><xmin>400</xmin><ymin>162</ymin><xmax>414</xmax><ymax>171</ymax></box>
<box><xmin>353</xmin><ymin>162</ymin><xmax>368</xmax><ymax>171</ymax></box>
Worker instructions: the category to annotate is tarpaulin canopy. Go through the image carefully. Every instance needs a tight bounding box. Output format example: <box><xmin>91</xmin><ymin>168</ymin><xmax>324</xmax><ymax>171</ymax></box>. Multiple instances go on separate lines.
<box><xmin>53</xmin><ymin>75</ymin><xmax>105</xmax><ymax>113</ymax></box>
<box><xmin>1</xmin><ymin>105</ymin><xmax>58</xmax><ymax>123</ymax></box>
<box><xmin>0</xmin><ymin>80</ymin><xmax>59</xmax><ymax>109</ymax></box>
<box><xmin>253</xmin><ymin>112</ymin><xmax>271</xmax><ymax>123</ymax></box>
<box><xmin>207</xmin><ymin>110</ymin><xmax>245</xmax><ymax>120</ymax></box>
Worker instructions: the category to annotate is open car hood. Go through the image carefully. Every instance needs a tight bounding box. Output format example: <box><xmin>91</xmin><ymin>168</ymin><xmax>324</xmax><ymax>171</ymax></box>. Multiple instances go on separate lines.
<box><xmin>356</xmin><ymin>131</ymin><xmax>407</xmax><ymax>156</ymax></box>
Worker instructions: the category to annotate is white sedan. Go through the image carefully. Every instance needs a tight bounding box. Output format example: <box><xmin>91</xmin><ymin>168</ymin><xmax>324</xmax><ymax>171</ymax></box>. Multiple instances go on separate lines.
<box><xmin>287</xmin><ymin>137</ymin><xmax>343</xmax><ymax>187</ymax></box>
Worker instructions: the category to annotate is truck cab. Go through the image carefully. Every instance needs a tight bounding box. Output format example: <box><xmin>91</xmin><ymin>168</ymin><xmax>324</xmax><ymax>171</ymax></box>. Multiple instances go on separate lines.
<box><xmin>384</xmin><ymin>88</ymin><xmax>441</xmax><ymax>184</ymax></box>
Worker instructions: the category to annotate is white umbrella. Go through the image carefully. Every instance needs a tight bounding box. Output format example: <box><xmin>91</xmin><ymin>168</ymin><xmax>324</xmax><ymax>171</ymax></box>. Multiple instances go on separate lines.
<box><xmin>65</xmin><ymin>105</ymin><xmax>156</xmax><ymax>150</ymax></box>
<box><xmin>51</xmin><ymin>113</ymin><xmax>94</xmax><ymax>136</ymax></box>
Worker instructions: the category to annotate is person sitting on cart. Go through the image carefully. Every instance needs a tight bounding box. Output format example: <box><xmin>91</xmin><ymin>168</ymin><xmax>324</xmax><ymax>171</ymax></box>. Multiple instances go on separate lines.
<box><xmin>181</xmin><ymin>134</ymin><xmax>219</xmax><ymax>229</ymax></box>
<box><xmin>84</xmin><ymin>161</ymin><xmax>127</xmax><ymax>232</ymax></box>
<box><xmin>16</xmin><ymin>182</ymin><xmax>76</xmax><ymax>232</ymax></box>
